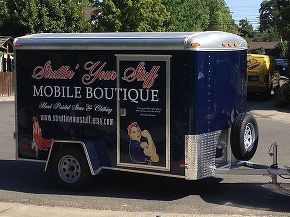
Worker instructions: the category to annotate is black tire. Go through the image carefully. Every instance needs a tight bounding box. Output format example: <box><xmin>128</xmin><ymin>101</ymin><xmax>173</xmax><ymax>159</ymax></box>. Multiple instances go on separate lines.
<box><xmin>230</xmin><ymin>113</ymin><xmax>259</xmax><ymax>161</ymax></box>
<box><xmin>50</xmin><ymin>146</ymin><xmax>92</xmax><ymax>190</ymax></box>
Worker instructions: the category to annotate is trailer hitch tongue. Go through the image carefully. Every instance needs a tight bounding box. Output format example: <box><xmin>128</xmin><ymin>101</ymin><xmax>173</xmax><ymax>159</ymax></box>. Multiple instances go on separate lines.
<box><xmin>265</xmin><ymin>142</ymin><xmax>290</xmax><ymax>196</ymax></box>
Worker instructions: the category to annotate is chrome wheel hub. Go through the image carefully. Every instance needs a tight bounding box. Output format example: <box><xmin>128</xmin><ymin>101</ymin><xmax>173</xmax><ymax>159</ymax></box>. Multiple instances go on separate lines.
<box><xmin>244</xmin><ymin>123</ymin><xmax>255</xmax><ymax>151</ymax></box>
<box><xmin>58</xmin><ymin>155</ymin><xmax>81</xmax><ymax>184</ymax></box>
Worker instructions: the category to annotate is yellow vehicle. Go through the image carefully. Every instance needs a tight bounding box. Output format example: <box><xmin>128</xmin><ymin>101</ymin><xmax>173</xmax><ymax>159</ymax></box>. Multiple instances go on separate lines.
<box><xmin>247</xmin><ymin>54</ymin><xmax>278</xmax><ymax>97</ymax></box>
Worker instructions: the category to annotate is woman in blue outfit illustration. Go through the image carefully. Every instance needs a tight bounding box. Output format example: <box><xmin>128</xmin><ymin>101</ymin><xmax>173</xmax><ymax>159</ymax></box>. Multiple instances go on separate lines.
<box><xmin>127</xmin><ymin>122</ymin><xmax>159</xmax><ymax>164</ymax></box>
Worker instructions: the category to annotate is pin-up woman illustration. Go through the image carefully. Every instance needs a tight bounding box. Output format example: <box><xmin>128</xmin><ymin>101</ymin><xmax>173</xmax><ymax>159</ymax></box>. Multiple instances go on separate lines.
<box><xmin>32</xmin><ymin>117</ymin><xmax>53</xmax><ymax>157</ymax></box>
<box><xmin>127</xmin><ymin>122</ymin><xmax>159</xmax><ymax>164</ymax></box>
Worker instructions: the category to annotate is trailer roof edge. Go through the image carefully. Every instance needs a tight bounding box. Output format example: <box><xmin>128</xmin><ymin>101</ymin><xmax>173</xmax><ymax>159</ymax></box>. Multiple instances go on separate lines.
<box><xmin>14</xmin><ymin>32</ymin><xmax>248</xmax><ymax>51</ymax></box>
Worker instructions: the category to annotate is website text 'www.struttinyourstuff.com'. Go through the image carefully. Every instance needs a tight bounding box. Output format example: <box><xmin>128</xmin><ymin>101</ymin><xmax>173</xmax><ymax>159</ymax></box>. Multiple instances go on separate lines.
<box><xmin>40</xmin><ymin>114</ymin><xmax>113</xmax><ymax>126</ymax></box>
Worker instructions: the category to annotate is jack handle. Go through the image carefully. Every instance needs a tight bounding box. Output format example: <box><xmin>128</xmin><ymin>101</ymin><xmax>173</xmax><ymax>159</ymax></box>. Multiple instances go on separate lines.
<box><xmin>268</xmin><ymin>142</ymin><xmax>278</xmax><ymax>169</ymax></box>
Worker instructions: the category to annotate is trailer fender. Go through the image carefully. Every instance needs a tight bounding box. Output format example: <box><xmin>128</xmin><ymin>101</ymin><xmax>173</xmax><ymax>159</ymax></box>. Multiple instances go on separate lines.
<box><xmin>44</xmin><ymin>140</ymin><xmax>102</xmax><ymax>176</ymax></box>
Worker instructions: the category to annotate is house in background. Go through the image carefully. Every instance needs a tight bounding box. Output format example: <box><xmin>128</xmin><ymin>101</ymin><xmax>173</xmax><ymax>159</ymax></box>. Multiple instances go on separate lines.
<box><xmin>0</xmin><ymin>36</ymin><xmax>14</xmax><ymax>72</ymax></box>
<box><xmin>248</xmin><ymin>41</ymin><xmax>280</xmax><ymax>56</ymax></box>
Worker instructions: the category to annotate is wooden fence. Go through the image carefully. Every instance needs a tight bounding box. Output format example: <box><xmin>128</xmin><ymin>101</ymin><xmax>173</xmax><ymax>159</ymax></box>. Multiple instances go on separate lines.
<box><xmin>0</xmin><ymin>72</ymin><xmax>14</xmax><ymax>96</ymax></box>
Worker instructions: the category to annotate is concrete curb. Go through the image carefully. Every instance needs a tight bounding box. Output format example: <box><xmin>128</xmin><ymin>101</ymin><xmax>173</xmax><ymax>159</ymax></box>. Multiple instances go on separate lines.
<box><xmin>0</xmin><ymin>202</ymin><xmax>264</xmax><ymax>217</ymax></box>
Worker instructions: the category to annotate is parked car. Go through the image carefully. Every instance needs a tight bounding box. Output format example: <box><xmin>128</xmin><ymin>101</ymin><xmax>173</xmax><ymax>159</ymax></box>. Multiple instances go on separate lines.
<box><xmin>275</xmin><ymin>58</ymin><xmax>288</xmax><ymax>77</ymax></box>
<box><xmin>247</xmin><ymin>54</ymin><xmax>279</xmax><ymax>97</ymax></box>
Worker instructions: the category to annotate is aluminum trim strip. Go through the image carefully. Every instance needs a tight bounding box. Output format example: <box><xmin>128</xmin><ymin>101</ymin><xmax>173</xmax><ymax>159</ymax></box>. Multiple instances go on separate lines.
<box><xmin>215</xmin><ymin>168</ymin><xmax>270</xmax><ymax>175</ymax></box>
<box><xmin>44</xmin><ymin>144</ymin><xmax>54</xmax><ymax>171</ymax></box>
<box><xmin>15</xmin><ymin>46</ymin><xmax>247</xmax><ymax>51</ymax></box>
<box><xmin>116</xmin><ymin>163</ymin><xmax>170</xmax><ymax>171</ymax></box>
<box><xmin>103</xmin><ymin>166</ymin><xmax>185</xmax><ymax>179</ymax></box>
<box><xmin>185</xmin><ymin>135</ymin><xmax>198</xmax><ymax>180</ymax></box>
<box><xmin>116</xmin><ymin>56</ymin><xmax>121</xmax><ymax>166</ymax></box>
<box><xmin>185</xmin><ymin>130</ymin><xmax>222</xmax><ymax>180</ymax></box>
<box><xmin>166</xmin><ymin>56</ymin><xmax>171</xmax><ymax>170</ymax></box>
<box><xmin>16</xmin><ymin>158</ymin><xmax>46</xmax><ymax>163</ymax></box>
<box><xmin>14</xmin><ymin>48</ymin><xmax>19</xmax><ymax>160</ymax></box>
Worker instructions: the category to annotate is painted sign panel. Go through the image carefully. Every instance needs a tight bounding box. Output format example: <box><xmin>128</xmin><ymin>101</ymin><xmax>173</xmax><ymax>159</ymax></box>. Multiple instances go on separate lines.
<box><xmin>116</xmin><ymin>55</ymin><xmax>171</xmax><ymax>171</ymax></box>
<box><xmin>16</xmin><ymin>51</ymin><xmax>170</xmax><ymax>172</ymax></box>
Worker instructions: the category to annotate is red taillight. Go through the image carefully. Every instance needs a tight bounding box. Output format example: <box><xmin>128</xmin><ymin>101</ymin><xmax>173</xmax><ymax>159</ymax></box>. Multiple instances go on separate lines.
<box><xmin>15</xmin><ymin>43</ymin><xmax>22</xmax><ymax>48</ymax></box>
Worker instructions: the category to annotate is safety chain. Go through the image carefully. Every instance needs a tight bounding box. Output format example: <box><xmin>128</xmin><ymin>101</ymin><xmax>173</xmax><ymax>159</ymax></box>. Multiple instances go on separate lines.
<box><xmin>275</xmin><ymin>183</ymin><xmax>290</xmax><ymax>196</ymax></box>
<box><xmin>269</xmin><ymin>173</ymin><xmax>290</xmax><ymax>196</ymax></box>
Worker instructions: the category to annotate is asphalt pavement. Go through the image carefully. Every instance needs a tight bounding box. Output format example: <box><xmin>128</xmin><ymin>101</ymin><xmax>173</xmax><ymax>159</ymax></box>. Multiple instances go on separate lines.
<box><xmin>247</xmin><ymin>96</ymin><xmax>290</xmax><ymax>124</ymax></box>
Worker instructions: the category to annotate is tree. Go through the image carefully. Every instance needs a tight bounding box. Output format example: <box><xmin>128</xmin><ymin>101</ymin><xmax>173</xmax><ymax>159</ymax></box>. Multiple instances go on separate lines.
<box><xmin>93</xmin><ymin>0</ymin><xmax>169</xmax><ymax>32</ymax></box>
<box><xmin>238</xmin><ymin>19</ymin><xmax>255</xmax><ymax>42</ymax></box>
<box><xmin>258</xmin><ymin>0</ymin><xmax>290</xmax><ymax>59</ymax></box>
<box><xmin>259</xmin><ymin>0</ymin><xmax>289</xmax><ymax>32</ymax></box>
<box><xmin>238</xmin><ymin>19</ymin><xmax>254</xmax><ymax>38</ymax></box>
<box><xmin>258</xmin><ymin>0</ymin><xmax>281</xmax><ymax>42</ymax></box>
<box><xmin>164</xmin><ymin>0</ymin><xmax>237</xmax><ymax>33</ymax></box>
<box><xmin>270</xmin><ymin>41</ymin><xmax>288</xmax><ymax>58</ymax></box>
<box><xmin>254</xmin><ymin>27</ymin><xmax>280</xmax><ymax>42</ymax></box>
<box><xmin>280</xmin><ymin>5</ymin><xmax>290</xmax><ymax>61</ymax></box>
<box><xmin>0</xmin><ymin>0</ymin><xmax>92</xmax><ymax>37</ymax></box>
<box><xmin>91</xmin><ymin>0</ymin><xmax>121</xmax><ymax>32</ymax></box>
<box><xmin>0</xmin><ymin>0</ymin><xmax>31</xmax><ymax>37</ymax></box>
<box><xmin>259</xmin><ymin>0</ymin><xmax>277</xmax><ymax>32</ymax></box>
<box><xmin>164</xmin><ymin>0</ymin><xmax>209</xmax><ymax>32</ymax></box>
<box><xmin>206</xmin><ymin>0</ymin><xmax>237</xmax><ymax>33</ymax></box>
<box><xmin>58</xmin><ymin>0</ymin><xmax>92</xmax><ymax>33</ymax></box>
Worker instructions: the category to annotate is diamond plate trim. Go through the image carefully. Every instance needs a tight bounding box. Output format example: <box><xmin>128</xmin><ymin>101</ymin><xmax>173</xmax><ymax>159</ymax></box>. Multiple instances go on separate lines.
<box><xmin>185</xmin><ymin>130</ymin><xmax>222</xmax><ymax>180</ymax></box>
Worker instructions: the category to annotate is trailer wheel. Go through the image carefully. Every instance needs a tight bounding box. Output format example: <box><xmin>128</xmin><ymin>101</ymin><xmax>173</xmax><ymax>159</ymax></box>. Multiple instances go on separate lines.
<box><xmin>50</xmin><ymin>146</ymin><xmax>91</xmax><ymax>190</ymax></box>
<box><xmin>230</xmin><ymin>113</ymin><xmax>259</xmax><ymax>161</ymax></box>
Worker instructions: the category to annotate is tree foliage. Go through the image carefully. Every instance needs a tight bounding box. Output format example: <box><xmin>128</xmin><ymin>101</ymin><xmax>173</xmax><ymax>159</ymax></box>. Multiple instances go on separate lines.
<box><xmin>0</xmin><ymin>0</ymin><xmax>92</xmax><ymax>37</ymax></box>
<box><xmin>164</xmin><ymin>0</ymin><xmax>209</xmax><ymax>31</ymax></box>
<box><xmin>238</xmin><ymin>19</ymin><xmax>255</xmax><ymax>42</ymax></box>
<box><xmin>278</xmin><ymin>3</ymin><xmax>290</xmax><ymax>40</ymax></box>
<box><xmin>259</xmin><ymin>0</ymin><xmax>289</xmax><ymax>32</ymax></box>
<box><xmin>279</xmin><ymin>4</ymin><xmax>290</xmax><ymax>60</ymax></box>
<box><xmin>0</xmin><ymin>0</ymin><xmax>31</xmax><ymax>37</ymax></box>
<box><xmin>259</xmin><ymin>0</ymin><xmax>278</xmax><ymax>32</ymax></box>
<box><xmin>206</xmin><ymin>0</ymin><xmax>237</xmax><ymax>33</ymax></box>
<box><xmin>0</xmin><ymin>0</ymin><xmax>239</xmax><ymax>36</ymax></box>
<box><xmin>164</xmin><ymin>0</ymin><xmax>237</xmax><ymax>33</ymax></box>
<box><xmin>93</xmin><ymin>0</ymin><xmax>169</xmax><ymax>32</ymax></box>
<box><xmin>272</xmin><ymin>41</ymin><xmax>288</xmax><ymax>58</ymax></box>
<box><xmin>258</xmin><ymin>0</ymin><xmax>290</xmax><ymax>59</ymax></box>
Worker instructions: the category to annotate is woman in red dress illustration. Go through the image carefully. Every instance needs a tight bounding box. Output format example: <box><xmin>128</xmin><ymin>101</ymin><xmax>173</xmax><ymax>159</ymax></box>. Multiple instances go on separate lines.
<box><xmin>32</xmin><ymin>117</ymin><xmax>53</xmax><ymax>157</ymax></box>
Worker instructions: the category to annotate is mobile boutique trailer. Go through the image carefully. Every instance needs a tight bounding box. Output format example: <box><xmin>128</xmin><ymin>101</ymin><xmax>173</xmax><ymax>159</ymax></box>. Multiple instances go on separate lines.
<box><xmin>15</xmin><ymin>32</ymin><xmax>273</xmax><ymax>189</ymax></box>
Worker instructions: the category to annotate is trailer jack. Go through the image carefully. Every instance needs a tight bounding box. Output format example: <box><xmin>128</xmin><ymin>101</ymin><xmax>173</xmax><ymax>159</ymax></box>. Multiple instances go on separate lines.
<box><xmin>268</xmin><ymin>142</ymin><xmax>279</xmax><ymax>183</ymax></box>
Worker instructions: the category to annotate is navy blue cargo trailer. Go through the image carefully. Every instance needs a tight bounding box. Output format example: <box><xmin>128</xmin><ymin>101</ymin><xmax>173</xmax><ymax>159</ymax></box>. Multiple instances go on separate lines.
<box><xmin>14</xmin><ymin>32</ymin><xmax>266</xmax><ymax>189</ymax></box>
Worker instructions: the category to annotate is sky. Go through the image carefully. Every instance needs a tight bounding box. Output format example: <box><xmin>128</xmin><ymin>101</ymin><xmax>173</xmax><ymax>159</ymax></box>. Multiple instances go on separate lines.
<box><xmin>224</xmin><ymin>0</ymin><xmax>264</xmax><ymax>30</ymax></box>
